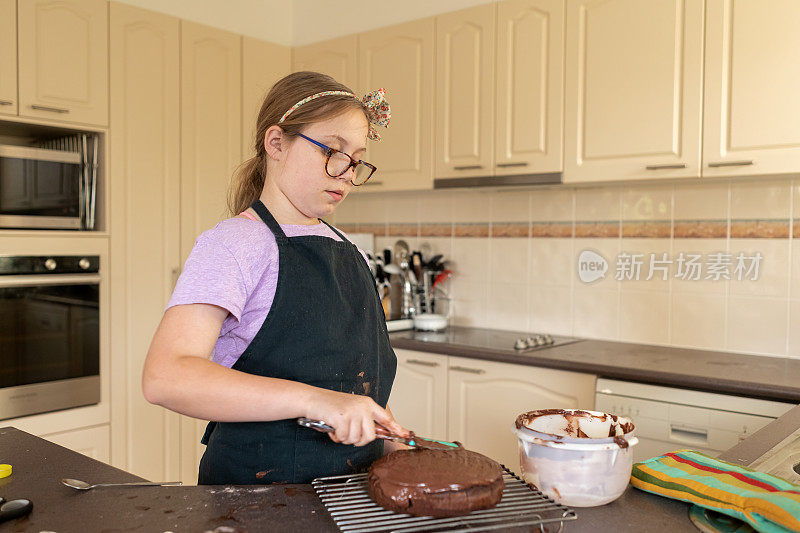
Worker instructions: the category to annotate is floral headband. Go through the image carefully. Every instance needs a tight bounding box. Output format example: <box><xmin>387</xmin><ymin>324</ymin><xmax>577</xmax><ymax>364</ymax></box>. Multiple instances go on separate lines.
<box><xmin>278</xmin><ymin>88</ymin><xmax>391</xmax><ymax>141</ymax></box>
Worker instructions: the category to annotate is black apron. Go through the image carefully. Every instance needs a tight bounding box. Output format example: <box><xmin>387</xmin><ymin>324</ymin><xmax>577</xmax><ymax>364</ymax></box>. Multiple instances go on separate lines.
<box><xmin>198</xmin><ymin>199</ymin><xmax>396</xmax><ymax>484</ymax></box>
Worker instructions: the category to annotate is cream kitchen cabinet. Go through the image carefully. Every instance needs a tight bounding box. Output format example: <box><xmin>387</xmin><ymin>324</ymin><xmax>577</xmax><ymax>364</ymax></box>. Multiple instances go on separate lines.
<box><xmin>388</xmin><ymin>349</ymin><xmax>449</xmax><ymax>442</ymax></box>
<box><xmin>388</xmin><ymin>350</ymin><xmax>596</xmax><ymax>473</ymax></box>
<box><xmin>180</xmin><ymin>21</ymin><xmax>241</xmax><ymax>259</ymax></box>
<box><xmin>242</xmin><ymin>36</ymin><xmax>290</xmax><ymax>160</ymax></box>
<box><xmin>702</xmin><ymin>0</ymin><xmax>800</xmax><ymax>178</ymax></box>
<box><xmin>17</xmin><ymin>0</ymin><xmax>109</xmax><ymax>126</ymax></box>
<box><xmin>435</xmin><ymin>0</ymin><xmax>563</xmax><ymax>183</ymax></box>
<box><xmin>292</xmin><ymin>35</ymin><xmax>358</xmax><ymax>92</ymax></box>
<box><xmin>447</xmin><ymin>356</ymin><xmax>595</xmax><ymax>472</ymax></box>
<box><xmin>0</xmin><ymin>0</ymin><xmax>17</xmax><ymax>116</ymax></box>
<box><xmin>108</xmin><ymin>3</ymin><xmax>182</xmax><ymax>482</ymax></box>
<box><xmin>357</xmin><ymin>19</ymin><xmax>434</xmax><ymax>192</ymax></box>
<box><xmin>563</xmin><ymin>0</ymin><xmax>704</xmax><ymax>183</ymax></box>
<box><xmin>434</xmin><ymin>4</ymin><xmax>495</xmax><ymax>180</ymax></box>
<box><xmin>495</xmin><ymin>0</ymin><xmax>564</xmax><ymax>177</ymax></box>
<box><xmin>180</xmin><ymin>20</ymin><xmax>241</xmax><ymax>483</ymax></box>
<box><xmin>41</xmin><ymin>424</ymin><xmax>110</xmax><ymax>463</ymax></box>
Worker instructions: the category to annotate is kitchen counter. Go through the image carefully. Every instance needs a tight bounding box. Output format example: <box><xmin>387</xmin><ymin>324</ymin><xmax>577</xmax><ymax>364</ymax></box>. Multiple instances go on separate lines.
<box><xmin>389</xmin><ymin>326</ymin><xmax>800</xmax><ymax>403</ymax></box>
<box><xmin>0</xmin><ymin>426</ymin><xmax>743</xmax><ymax>532</ymax></box>
<box><xmin>4</xmin><ymin>407</ymin><xmax>800</xmax><ymax>532</ymax></box>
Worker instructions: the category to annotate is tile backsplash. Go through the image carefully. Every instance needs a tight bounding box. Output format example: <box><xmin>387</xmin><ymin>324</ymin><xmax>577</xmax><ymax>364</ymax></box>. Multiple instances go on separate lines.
<box><xmin>332</xmin><ymin>178</ymin><xmax>800</xmax><ymax>359</ymax></box>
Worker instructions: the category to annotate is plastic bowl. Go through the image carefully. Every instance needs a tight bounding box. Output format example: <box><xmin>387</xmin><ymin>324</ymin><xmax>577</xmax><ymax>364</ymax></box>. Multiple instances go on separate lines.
<box><xmin>511</xmin><ymin>409</ymin><xmax>639</xmax><ymax>507</ymax></box>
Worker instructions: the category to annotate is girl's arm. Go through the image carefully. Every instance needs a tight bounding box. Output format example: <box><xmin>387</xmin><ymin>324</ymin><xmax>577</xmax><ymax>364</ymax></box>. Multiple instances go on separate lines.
<box><xmin>142</xmin><ymin>303</ymin><xmax>407</xmax><ymax>447</ymax></box>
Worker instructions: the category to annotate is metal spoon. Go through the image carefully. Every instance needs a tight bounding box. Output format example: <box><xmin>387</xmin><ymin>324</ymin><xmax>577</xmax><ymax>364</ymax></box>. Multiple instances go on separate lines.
<box><xmin>61</xmin><ymin>478</ymin><xmax>182</xmax><ymax>490</ymax></box>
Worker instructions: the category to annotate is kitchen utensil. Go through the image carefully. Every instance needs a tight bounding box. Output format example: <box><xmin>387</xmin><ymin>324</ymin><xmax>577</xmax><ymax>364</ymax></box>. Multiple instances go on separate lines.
<box><xmin>383</xmin><ymin>263</ymin><xmax>415</xmax><ymax>318</ymax></box>
<box><xmin>418</xmin><ymin>242</ymin><xmax>432</xmax><ymax>263</ymax></box>
<box><xmin>411</xmin><ymin>251</ymin><xmax>423</xmax><ymax>281</ymax></box>
<box><xmin>61</xmin><ymin>478</ymin><xmax>183</xmax><ymax>491</ymax></box>
<box><xmin>297</xmin><ymin>418</ymin><xmax>459</xmax><ymax>450</ymax></box>
<box><xmin>0</xmin><ymin>497</ymin><xmax>32</xmax><ymax>524</ymax></box>
<box><xmin>432</xmin><ymin>269</ymin><xmax>452</xmax><ymax>290</ymax></box>
<box><xmin>392</xmin><ymin>240</ymin><xmax>410</xmax><ymax>266</ymax></box>
<box><xmin>512</xmin><ymin>409</ymin><xmax>638</xmax><ymax>507</ymax></box>
<box><xmin>426</xmin><ymin>254</ymin><xmax>444</xmax><ymax>270</ymax></box>
<box><xmin>422</xmin><ymin>270</ymin><xmax>432</xmax><ymax>312</ymax></box>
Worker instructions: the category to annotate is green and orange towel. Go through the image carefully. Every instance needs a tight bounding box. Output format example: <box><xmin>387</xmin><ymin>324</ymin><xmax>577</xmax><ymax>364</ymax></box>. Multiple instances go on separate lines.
<box><xmin>631</xmin><ymin>450</ymin><xmax>800</xmax><ymax>532</ymax></box>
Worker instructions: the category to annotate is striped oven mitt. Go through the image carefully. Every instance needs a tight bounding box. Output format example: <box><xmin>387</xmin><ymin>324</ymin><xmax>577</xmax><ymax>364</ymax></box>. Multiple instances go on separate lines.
<box><xmin>630</xmin><ymin>450</ymin><xmax>800</xmax><ymax>533</ymax></box>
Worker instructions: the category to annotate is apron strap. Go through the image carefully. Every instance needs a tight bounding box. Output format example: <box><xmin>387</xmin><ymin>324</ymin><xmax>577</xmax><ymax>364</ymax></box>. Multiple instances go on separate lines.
<box><xmin>319</xmin><ymin>218</ymin><xmax>354</xmax><ymax>247</ymax></box>
<box><xmin>251</xmin><ymin>200</ymin><xmax>288</xmax><ymax>244</ymax></box>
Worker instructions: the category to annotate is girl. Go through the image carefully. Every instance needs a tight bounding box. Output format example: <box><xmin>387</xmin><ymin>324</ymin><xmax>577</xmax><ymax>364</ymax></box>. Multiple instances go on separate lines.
<box><xmin>142</xmin><ymin>71</ymin><xmax>408</xmax><ymax>485</ymax></box>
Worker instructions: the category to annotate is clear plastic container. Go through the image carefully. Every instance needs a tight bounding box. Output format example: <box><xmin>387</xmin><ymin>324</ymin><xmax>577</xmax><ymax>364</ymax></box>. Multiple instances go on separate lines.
<box><xmin>511</xmin><ymin>409</ymin><xmax>639</xmax><ymax>507</ymax></box>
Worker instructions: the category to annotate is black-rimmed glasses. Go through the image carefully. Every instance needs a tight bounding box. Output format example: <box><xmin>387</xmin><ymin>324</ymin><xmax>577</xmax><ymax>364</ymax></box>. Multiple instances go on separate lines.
<box><xmin>294</xmin><ymin>133</ymin><xmax>377</xmax><ymax>186</ymax></box>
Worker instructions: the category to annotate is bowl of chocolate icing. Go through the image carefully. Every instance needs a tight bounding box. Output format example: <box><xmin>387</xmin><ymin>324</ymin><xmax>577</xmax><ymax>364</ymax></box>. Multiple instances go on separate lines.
<box><xmin>512</xmin><ymin>408</ymin><xmax>638</xmax><ymax>507</ymax></box>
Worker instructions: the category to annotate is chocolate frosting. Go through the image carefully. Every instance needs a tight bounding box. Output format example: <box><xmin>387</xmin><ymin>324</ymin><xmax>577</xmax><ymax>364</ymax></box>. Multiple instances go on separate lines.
<box><xmin>368</xmin><ymin>448</ymin><xmax>504</xmax><ymax>517</ymax></box>
<box><xmin>370</xmin><ymin>448</ymin><xmax>500</xmax><ymax>492</ymax></box>
<box><xmin>515</xmin><ymin>408</ymin><xmax>635</xmax><ymax>448</ymax></box>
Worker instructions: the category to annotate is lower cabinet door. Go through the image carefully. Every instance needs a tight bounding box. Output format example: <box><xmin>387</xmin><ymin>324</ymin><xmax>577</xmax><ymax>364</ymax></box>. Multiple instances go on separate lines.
<box><xmin>447</xmin><ymin>356</ymin><xmax>596</xmax><ymax>473</ymax></box>
<box><xmin>387</xmin><ymin>349</ymin><xmax>448</xmax><ymax>442</ymax></box>
<box><xmin>41</xmin><ymin>424</ymin><xmax>110</xmax><ymax>463</ymax></box>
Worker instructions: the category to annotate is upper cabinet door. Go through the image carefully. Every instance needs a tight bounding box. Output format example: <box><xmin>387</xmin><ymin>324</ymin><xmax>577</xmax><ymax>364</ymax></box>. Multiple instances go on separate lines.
<box><xmin>0</xmin><ymin>0</ymin><xmax>17</xmax><ymax>116</ymax></box>
<box><xmin>18</xmin><ymin>0</ymin><xmax>109</xmax><ymax>126</ymax></box>
<box><xmin>435</xmin><ymin>4</ymin><xmax>496</xmax><ymax>180</ymax></box>
<box><xmin>563</xmin><ymin>0</ymin><xmax>704</xmax><ymax>183</ymax></box>
<box><xmin>703</xmin><ymin>0</ymin><xmax>800</xmax><ymax>177</ymax></box>
<box><xmin>496</xmin><ymin>0</ymin><xmax>564</xmax><ymax>176</ymax></box>
<box><xmin>358</xmin><ymin>19</ymin><xmax>434</xmax><ymax>192</ymax></box>
<box><xmin>292</xmin><ymin>35</ymin><xmax>358</xmax><ymax>91</ymax></box>
<box><xmin>242</xmin><ymin>36</ymin><xmax>290</xmax><ymax>160</ymax></box>
<box><xmin>109</xmin><ymin>1</ymin><xmax>181</xmax><ymax>483</ymax></box>
<box><xmin>180</xmin><ymin>21</ymin><xmax>241</xmax><ymax>262</ymax></box>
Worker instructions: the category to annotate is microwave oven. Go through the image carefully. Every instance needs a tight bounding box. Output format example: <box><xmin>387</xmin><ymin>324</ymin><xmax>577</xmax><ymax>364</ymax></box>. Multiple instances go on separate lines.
<box><xmin>0</xmin><ymin>140</ymin><xmax>96</xmax><ymax>230</ymax></box>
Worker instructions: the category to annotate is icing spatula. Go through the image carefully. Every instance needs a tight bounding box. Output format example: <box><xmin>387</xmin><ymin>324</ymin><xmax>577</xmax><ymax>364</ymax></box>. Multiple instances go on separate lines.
<box><xmin>297</xmin><ymin>418</ymin><xmax>460</xmax><ymax>450</ymax></box>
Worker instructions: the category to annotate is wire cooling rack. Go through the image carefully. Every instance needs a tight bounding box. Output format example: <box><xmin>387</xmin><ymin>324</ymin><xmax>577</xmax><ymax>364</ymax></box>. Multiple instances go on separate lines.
<box><xmin>312</xmin><ymin>466</ymin><xmax>577</xmax><ymax>532</ymax></box>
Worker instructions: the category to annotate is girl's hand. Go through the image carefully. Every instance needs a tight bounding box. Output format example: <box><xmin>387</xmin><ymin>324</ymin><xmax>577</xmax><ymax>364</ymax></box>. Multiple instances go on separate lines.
<box><xmin>305</xmin><ymin>389</ymin><xmax>409</xmax><ymax>447</ymax></box>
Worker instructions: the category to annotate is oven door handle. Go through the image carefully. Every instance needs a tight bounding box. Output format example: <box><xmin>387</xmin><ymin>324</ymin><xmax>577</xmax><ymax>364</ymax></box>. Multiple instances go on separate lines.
<box><xmin>0</xmin><ymin>274</ymin><xmax>101</xmax><ymax>287</ymax></box>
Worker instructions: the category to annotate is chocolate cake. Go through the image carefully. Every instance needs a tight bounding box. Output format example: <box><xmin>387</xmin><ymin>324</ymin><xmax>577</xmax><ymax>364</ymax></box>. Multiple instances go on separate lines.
<box><xmin>367</xmin><ymin>448</ymin><xmax>504</xmax><ymax>517</ymax></box>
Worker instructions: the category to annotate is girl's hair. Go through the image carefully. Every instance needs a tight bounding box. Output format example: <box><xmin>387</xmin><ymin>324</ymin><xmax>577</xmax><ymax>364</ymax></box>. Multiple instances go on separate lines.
<box><xmin>228</xmin><ymin>71</ymin><xmax>368</xmax><ymax>215</ymax></box>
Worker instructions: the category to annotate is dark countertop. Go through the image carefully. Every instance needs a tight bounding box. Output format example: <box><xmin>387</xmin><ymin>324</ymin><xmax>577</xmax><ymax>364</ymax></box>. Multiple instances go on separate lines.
<box><xmin>4</xmin><ymin>405</ymin><xmax>800</xmax><ymax>532</ymax></box>
<box><xmin>0</xmin><ymin>426</ymin><xmax>697</xmax><ymax>532</ymax></box>
<box><xmin>389</xmin><ymin>326</ymin><xmax>800</xmax><ymax>403</ymax></box>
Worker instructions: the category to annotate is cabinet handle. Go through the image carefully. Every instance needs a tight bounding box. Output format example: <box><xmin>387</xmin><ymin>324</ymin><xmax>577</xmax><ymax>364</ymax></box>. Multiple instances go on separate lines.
<box><xmin>496</xmin><ymin>162</ymin><xmax>528</xmax><ymax>168</ymax></box>
<box><xmin>450</xmin><ymin>365</ymin><xmax>485</xmax><ymax>374</ymax></box>
<box><xmin>0</xmin><ymin>99</ymin><xmax>13</xmax><ymax>106</ymax></box>
<box><xmin>708</xmin><ymin>160</ymin><xmax>754</xmax><ymax>168</ymax></box>
<box><xmin>645</xmin><ymin>163</ymin><xmax>687</xmax><ymax>170</ymax></box>
<box><xmin>406</xmin><ymin>359</ymin><xmax>439</xmax><ymax>367</ymax></box>
<box><xmin>361</xmin><ymin>180</ymin><xmax>384</xmax><ymax>186</ymax></box>
<box><xmin>31</xmin><ymin>104</ymin><xmax>69</xmax><ymax>114</ymax></box>
<box><xmin>453</xmin><ymin>165</ymin><xmax>482</xmax><ymax>170</ymax></box>
<box><xmin>669</xmin><ymin>424</ymin><xmax>708</xmax><ymax>444</ymax></box>
<box><xmin>171</xmin><ymin>268</ymin><xmax>180</xmax><ymax>290</ymax></box>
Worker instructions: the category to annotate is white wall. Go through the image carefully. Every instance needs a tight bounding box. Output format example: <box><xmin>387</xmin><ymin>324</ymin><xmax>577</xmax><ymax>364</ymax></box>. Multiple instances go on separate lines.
<box><xmin>111</xmin><ymin>0</ymin><xmax>497</xmax><ymax>46</ymax></box>
<box><xmin>111</xmin><ymin>0</ymin><xmax>294</xmax><ymax>45</ymax></box>
<box><xmin>291</xmin><ymin>0</ymin><xmax>496</xmax><ymax>45</ymax></box>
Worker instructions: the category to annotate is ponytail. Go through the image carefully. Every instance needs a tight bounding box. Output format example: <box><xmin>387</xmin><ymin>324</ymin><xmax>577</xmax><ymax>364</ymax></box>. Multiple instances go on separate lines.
<box><xmin>228</xmin><ymin>154</ymin><xmax>266</xmax><ymax>216</ymax></box>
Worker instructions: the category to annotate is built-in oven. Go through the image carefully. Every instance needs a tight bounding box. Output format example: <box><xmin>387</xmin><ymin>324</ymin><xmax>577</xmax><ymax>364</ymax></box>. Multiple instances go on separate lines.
<box><xmin>0</xmin><ymin>255</ymin><xmax>100</xmax><ymax>420</ymax></box>
<box><xmin>0</xmin><ymin>134</ymin><xmax>98</xmax><ymax>230</ymax></box>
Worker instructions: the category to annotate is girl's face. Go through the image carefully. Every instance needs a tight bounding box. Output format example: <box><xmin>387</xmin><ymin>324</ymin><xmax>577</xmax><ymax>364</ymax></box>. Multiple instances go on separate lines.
<box><xmin>268</xmin><ymin>108</ymin><xmax>369</xmax><ymax>223</ymax></box>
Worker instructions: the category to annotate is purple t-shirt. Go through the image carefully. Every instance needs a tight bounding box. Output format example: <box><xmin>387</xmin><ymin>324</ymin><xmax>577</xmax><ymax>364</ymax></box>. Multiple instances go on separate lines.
<box><xmin>166</xmin><ymin>217</ymin><xmax>366</xmax><ymax>368</ymax></box>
